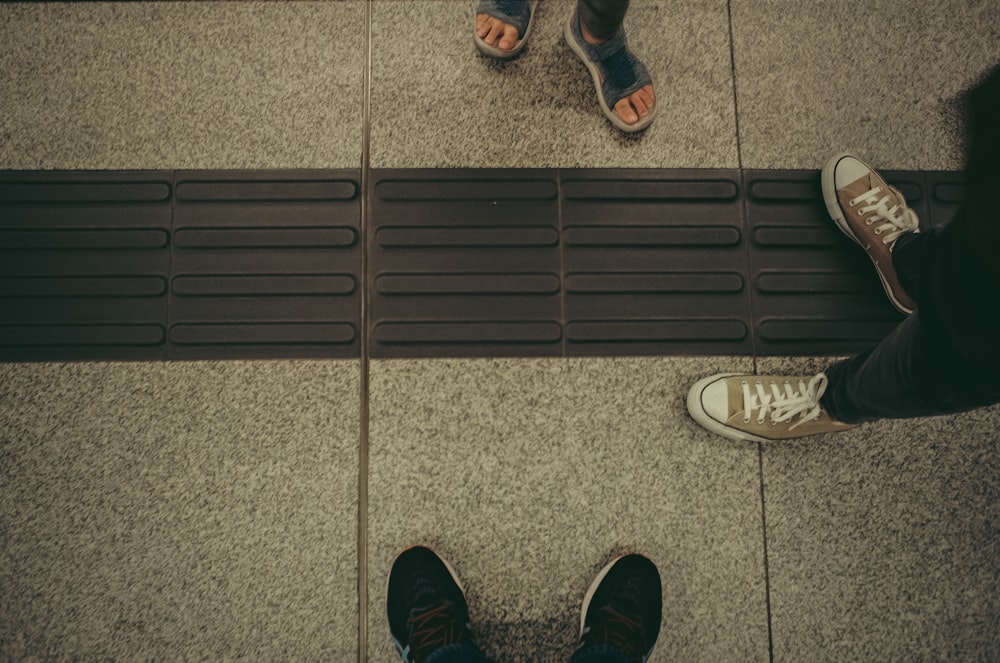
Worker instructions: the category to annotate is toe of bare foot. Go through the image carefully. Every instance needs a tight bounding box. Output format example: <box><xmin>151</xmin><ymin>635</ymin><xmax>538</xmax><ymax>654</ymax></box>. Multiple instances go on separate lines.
<box><xmin>614</xmin><ymin>84</ymin><xmax>656</xmax><ymax>125</ymax></box>
<box><xmin>476</xmin><ymin>14</ymin><xmax>520</xmax><ymax>50</ymax></box>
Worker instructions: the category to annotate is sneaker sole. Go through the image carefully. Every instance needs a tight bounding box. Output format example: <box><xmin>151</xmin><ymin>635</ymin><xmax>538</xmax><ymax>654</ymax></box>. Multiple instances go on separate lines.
<box><xmin>820</xmin><ymin>152</ymin><xmax>914</xmax><ymax>315</ymax></box>
<box><xmin>686</xmin><ymin>373</ymin><xmax>771</xmax><ymax>444</ymax></box>
<box><xmin>578</xmin><ymin>554</ymin><xmax>626</xmax><ymax>639</ymax></box>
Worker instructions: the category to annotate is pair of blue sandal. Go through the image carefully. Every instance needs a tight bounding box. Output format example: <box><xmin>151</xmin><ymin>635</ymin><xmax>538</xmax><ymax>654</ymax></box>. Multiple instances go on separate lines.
<box><xmin>474</xmin><ymin>0</ymin><xmax>655</xmax><ymax>132</ymax></box>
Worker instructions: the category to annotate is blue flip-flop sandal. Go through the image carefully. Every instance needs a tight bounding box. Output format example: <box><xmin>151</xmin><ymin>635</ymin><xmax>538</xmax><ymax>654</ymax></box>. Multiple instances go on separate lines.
<box><xmin>474</xmin><ymin>0</ymin><xmax>538</xmax><ymax>60</ymax></box>
<box><xmin>563</xmin><ymin>9</ymin><xmax>656</xmax><ymax>132</ymax></box>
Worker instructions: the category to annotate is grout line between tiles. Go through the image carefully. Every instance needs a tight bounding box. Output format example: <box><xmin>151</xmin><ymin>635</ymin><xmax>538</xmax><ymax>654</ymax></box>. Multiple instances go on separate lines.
<box><xmin>726</xmin><ymin>0</ymin><xmax>758</xmax><ymax>367</ymax></box>
<box><xmin>742</xmin><ymin>169</ymin><xmax>759</xmax><ymax>364</ymax></box>
<box><xmin>557</xmin><ymin>168</ymin><xmax>566</xmax><ymax>357</ymax></box>
<box><xmin>358</xmin><ymin>0</ymin><xmax>372</xmax><ymax>660</ymax></box>
<box><xmin>166</xmin><ymin>171</ymin><xmax>177</xmax><ymax>361</ymax></box>
<box><xmin>757</xmin><ymin>444</ymin><xmax>775</xmax><ymax>663</ymax></box>
<box><xmin>726</xmin><ymin>0</ymin><xmax>743</xmax><ymax>171</ymax></box>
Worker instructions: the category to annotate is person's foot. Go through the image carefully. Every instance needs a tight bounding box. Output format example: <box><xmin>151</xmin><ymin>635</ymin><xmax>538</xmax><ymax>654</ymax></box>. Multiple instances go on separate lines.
<box><xmin>578</xmin><ymin>20</ymin><xmax>655</xmax><ymax>127</ymax></box>
<box><xmin>564</xmin><ymin>10</ymin><xmax>656</xmax><ymax>132</ymax></box>
<box><xmin>475</xmin><ymin>0</ymin><xmax>536</xmax><ymax>60</ymax></box>
<box><xmin>575</xmin><ymin>554</ymin><xmax>662</xmax><ymax>663</ymax></box>
<box><xmin>687</xmin><ymin>373</ymin><xmax>858</xmax><ymax>443</ymax></box>
<box><xmin>476</xmin><ymin>13</ymin><xmax>521</xmax><ymax>52</ymax></box>
<box><xmin>387</xmin><ymin>546</ymin><xmax>477</xmax><ymax>663</ymax></box>
<box><xmin>821</xmin><ymin>152</ymin><xmax>920</xmax><ymax>315</ymax></box>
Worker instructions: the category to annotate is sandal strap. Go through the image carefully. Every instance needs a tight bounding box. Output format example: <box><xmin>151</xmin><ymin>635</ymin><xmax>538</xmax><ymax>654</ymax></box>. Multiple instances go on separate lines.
<box><xmin>476</xmin><ymin>0</ymin><xmax>531</xmax><ymax>38</ymax></box>
<box><xmin>571</xmin><ymin>13</ymin><xmax>652</xmax><ymax>109</ymax></box>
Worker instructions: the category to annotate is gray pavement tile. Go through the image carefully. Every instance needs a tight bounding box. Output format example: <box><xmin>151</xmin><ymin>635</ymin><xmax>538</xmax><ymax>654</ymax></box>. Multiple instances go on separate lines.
<box><xmin>755</xmin><ymin>356</ymin><xmax>1000</xmax><ymax>662</ymax></box>
<box><xmin>730</xmin><ymin>0</ymin><xmax>1000</xmax><ymax>170</ymax></box>
<box><xmin>368</xmin><ymin>357</ymin><xmax>769</xmax><ymax>662</ymax></box>
<box><xmin>0</xmin><ymin>361</ymin><xmax>360</xmax><ymax>660</ymax></box>
<box><xmin>0</xmin><ymin>2</ymin><xmax>364</xmax><ymax>170</ymax></box>
<box><xmin>371</xmin><ymin>0</ymin><xmax>738</xmax><ymax>168</ymax></box>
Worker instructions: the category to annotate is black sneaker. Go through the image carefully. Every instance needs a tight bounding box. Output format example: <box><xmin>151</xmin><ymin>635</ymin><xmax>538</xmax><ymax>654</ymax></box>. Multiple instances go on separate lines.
<box><xmin>386</xmin><ymin>546</ymin><xmax>477</xmax><ymax>663</ymax></box>
<box><xmin>575</xmin><ymin>554</ymin><xmax>662</xmax><ymax>663</ymax></box>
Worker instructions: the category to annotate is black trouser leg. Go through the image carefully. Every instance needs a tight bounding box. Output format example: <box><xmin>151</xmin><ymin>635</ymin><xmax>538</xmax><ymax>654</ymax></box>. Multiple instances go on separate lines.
<box><xmin>577</xmin><ymin>0</ymin><xmax>629</xmax><ymax>40</ymax></box>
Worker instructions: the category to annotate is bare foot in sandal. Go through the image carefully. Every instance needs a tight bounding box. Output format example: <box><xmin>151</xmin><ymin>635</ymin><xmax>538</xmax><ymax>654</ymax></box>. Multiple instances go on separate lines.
<box><xmin>476</xmin><ymin>13</ymin><xmax>521</xmax><ymax>52</ymax></box>
<box><xmin>475</xmin><ymin>0</ymin><xmax>536</xmax><ymax>59</ymax></box>
<box><xmin>580</xmin><ymin>19</ymin><xmax>655</xmax><ymax>127</ymax></box>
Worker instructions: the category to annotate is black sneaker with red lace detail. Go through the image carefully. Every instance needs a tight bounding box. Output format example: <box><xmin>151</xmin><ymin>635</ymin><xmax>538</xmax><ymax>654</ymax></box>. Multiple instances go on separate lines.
<box><xmin>574</xmin><ymin>554</ymin><xmax>663</xmax><ymax>663</ymax></box>
<box><xmin>387</xmin><ymin>546</ymin><xmax>478</xmax><ymax>663</ymax></box>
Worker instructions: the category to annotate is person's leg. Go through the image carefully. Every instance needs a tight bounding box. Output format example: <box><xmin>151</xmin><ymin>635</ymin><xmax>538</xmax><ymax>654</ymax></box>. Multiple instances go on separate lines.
<box><xmin>566</xmin><ymin>0</ymin><xmax>655</xmax><ymax>131</ymax></box>
<box><xmin>570</xmin><ymin>554</ymin><xmax>661</xmax><ymax>663</ymax></box>
<box><xmin>821</xmin><ymin>216</ymin><xmax>1000</xmax><ymax>422</ymax></box>
<box><xmin>687</xmin><ymin>65</ymin><xmax>1000</xmax><ymax>440</ymax></box>
<box><xmin>688</xmin><ymin>189</ymin><xmax>999</xmax><ymax>440</ymax></box>
<box><xmin>954</xmin><ymin>62</ymin><xmax>1000</xmax><ymax>285</ymax></box>
<box><xmin>577</xmin><ymin>0</ymin><xmax>629</xmax><ymax>40</ymax></box>
<box><xmin>387</xmin><ymin>546</ymin><xmax>495</xmax><ymax>663</ymax></box>
<box><xmin>821</xmin><ymin>64</ymin><xmax>1000</xmax><ymax>423</ymax></box>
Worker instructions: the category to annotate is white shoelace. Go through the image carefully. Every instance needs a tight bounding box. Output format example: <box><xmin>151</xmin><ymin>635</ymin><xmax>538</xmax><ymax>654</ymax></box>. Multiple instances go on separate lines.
<box><xmin>849</xmin><ymin>186</ymin><xmax>919</xmax><ymax>245</ymax></box>
<box><xmin>741</xmin><ymin>374</ymin><xmax>829</xmax><ymax>430</ymax></box>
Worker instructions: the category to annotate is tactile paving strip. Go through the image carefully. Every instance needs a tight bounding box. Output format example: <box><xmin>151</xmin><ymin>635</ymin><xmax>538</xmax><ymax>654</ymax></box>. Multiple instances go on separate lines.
<box><xmin>924</xmin><ymin>170</ymin><xmax>964</xmax><ymax>229</ymax></box>
<box><xmin>561</xmin><ymin>169</ymin><xmax>751</xmax><ymax>356</ymax></box>
<box><xmin>1</xmin><ymin>170</ymin><xmax>361</xmax><ymax>361</ymax></box>
<box><xmin>0</xmin><ymin>168</ymin><xmax>964</xmax><ymax>361</ymax></box>
<box><xmin>0</xmin><ymin>172</ymin><xmax>174</xmax><ymax>361</ymax></box>
<box><xmin>369</xmin><ymin>170</ymin><xmax>562</xmax><ymax>358</ymax></box>
<box><xmin>744</xmin><ymin>169</ymin><xmax>962</xmax><ymax>356</ymax></box>
<box><xmin>170</xmin><ymin>171</ymin><xmax>361</xmax><ymax>360</ymax></box>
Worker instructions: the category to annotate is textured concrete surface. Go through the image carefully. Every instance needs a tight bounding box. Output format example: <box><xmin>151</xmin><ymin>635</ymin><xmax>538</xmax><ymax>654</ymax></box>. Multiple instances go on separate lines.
<box><xmin>0</xmin><ymin>2</ymin><xmax>364</xmax><ymax>170</ymax></box>
<box><xmin>368</xmin><ymin>357</ymin><xmax>768</xmax><ymax>663</ymax></box>
<box><xmin>4</xmin><ymin>0</ymin><xmax>995</xmax><ymax>172</ymax></box>
<box><xmin>2</xmin><ymin>1</ymin><xmax>999</xmax><ymax>661</ymax></box>
<box><xmin>756</xmin><ymin>356</ymin><xmax>1000</xmax><ymax>662</ymax></box>
<box><xmin>731</xmin><ymin>0</ymin><xmax>1000</xmax><ymax>170</ymax></box>
<box><xmin>370</xmin><ymin>0</ymin><xmax>738</xmax><ymax>168</ymax></box>
<box><xmin>0</xmin><ymin>361</ymin><xmax>360</xmax><ymax>661</ymax></box>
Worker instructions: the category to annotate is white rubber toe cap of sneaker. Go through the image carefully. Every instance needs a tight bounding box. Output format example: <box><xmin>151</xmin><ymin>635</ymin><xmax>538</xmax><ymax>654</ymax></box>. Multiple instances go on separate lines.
<box><xmin>834</xmin><ymin>156</ymin><xmax>870</xmax><ymax>188</ymax></box>
<box><xmin>700</xmin><ymin>379</ymin><xmax>730</xmax><ymax>423</ymax></box>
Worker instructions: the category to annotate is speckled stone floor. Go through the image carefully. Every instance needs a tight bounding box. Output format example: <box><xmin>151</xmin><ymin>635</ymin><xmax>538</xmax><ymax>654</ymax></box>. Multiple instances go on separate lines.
<box><xmin>2</xmin><ymin>2</ymin><xmax>999</xmax><ymax>661</ymax></box>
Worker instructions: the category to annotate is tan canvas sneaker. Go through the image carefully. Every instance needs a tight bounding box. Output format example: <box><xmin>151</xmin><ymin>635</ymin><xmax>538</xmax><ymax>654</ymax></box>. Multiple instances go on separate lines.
<box><xmin>686</xmin><ymin>373</ymin><xmax>858</xmax><ymax>443</ymax></box>
<box><xmin>821</xmin><ymin>152</ymin><xmax>920</xmax><ymax>314</ymax></box>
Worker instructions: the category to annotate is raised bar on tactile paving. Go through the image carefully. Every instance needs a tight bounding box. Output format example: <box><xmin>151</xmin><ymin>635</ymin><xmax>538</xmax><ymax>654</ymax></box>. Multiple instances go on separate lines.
<box><xmin>0</xmin><ymin>171</ymin><xmax>173</xmax><ymax>361</ymax></box>
<box><xmin>562</xmin><ymin>169</ymin><xmax>752</xmax><ymax>356</ymax></box>
<box><xmin>744</xmin><ymin>169</ymin><xmax>922</xmax><ymax>356</ymax></box>
<box><xmin>369</xmin><ymin>169</ymin><xmax>562</xmax><ymax>358</ymax></box>
<box><xmin>168</xmin><ymin>170</ymin><xmax>362</xmax><ymax>360</ymax></box>
<box><xmin>0</xmin><ymin>167</ymin><xmax>964</xmax><ymax>361</ymax></box>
